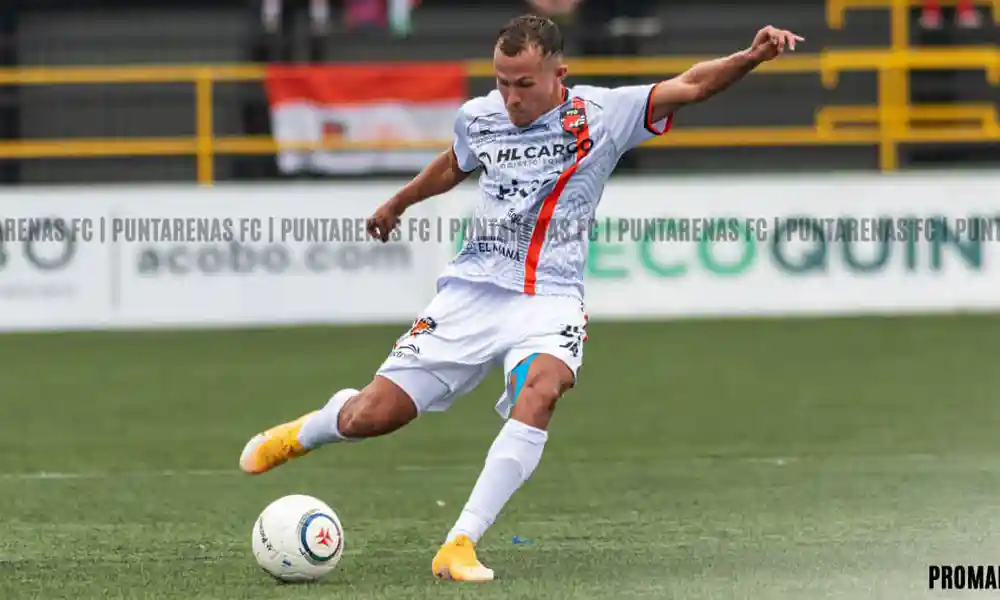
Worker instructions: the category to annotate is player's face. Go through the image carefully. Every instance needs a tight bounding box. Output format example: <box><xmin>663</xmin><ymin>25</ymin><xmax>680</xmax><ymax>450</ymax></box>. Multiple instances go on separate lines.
<box><xmin>493</xmin><ymin>45</ymin><xmax>567</xmax><ymax>127</ymax></box>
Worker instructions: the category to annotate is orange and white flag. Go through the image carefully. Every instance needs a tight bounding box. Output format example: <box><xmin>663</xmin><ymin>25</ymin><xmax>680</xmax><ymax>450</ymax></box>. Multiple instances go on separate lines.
<box><xmin>265</xmin><ymin>63</ymin><xmax>467</xmax><ymax>174</ymax></box>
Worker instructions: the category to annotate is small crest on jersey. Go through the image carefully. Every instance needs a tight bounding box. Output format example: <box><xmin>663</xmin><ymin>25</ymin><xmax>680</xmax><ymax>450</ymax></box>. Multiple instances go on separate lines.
<box><xmin>560</xmin><ymin>105</ymin><xmax>587</xmax><ymax>137</ymax></box>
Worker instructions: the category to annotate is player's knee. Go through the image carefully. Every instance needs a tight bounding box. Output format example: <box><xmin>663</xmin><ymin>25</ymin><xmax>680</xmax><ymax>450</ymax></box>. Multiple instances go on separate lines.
<box><xmin>524</xmin><ymin>376</ymin><xmax>563</xmax><ymax>408</ymax></box>
<box><xmin>512</xmin><ymin>368</ymin><xmax>570</xmax><ymax>427</ymax></box>
<box><xmin>337</xmin><ymin>378</ymin><xmax>417</xmax><ymax>438</ymax></box>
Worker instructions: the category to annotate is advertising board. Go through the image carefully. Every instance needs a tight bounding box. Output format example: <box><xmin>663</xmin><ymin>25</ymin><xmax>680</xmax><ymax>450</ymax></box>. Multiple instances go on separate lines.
<box><xmin>0</xmin><ymin>195</ymin><xmax>111</xmax><ymax>330</ymax></box>
<box><xmin>0</xmin><ymin>173</ymin><xmax>997</xmax><ymax>331</ymax></box>
<box><xmin>0</xmin><ymin>184</ymin><xmax>445</xmax><ymax>331</ymax></box>
<box><xmin>579</xmin><ymin>173</ymin><xmax>1000</xmax><ymax>318</ymax></box>
<box><xmin>436</xmin><ymin>172</ymin><xmax>1000</xmax><ymax>318</ymax></box>
<box><xmin>112</xmin><ymin>186</ymin><xmax>441</xmax><ymax>328</ymax></box>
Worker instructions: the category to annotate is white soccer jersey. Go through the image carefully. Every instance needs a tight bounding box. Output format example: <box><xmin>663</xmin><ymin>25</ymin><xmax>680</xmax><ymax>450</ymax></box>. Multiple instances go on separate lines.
<box><xmin>436</xmin><ymin>83</ymin><xmax>672</xmax><ymax>301</ymax></box>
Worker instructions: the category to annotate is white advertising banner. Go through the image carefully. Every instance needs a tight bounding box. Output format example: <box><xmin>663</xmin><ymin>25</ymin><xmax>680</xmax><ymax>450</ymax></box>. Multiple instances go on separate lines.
<box><xmin>438</xmin><ymin>171</ymin><xmax>1000</xmax><ymax>319</ymax></box>
<box><xmin>585</xmin><ymin>172</ymin><xmax>1000</xmax><ymax>318</ymax></box>
<box><xmin>0</xmin><ymin>195</ymin><xmax>111</xmax><ymax>331</ymax></box>
<box><xmin>111</xmin><ymin>186</ymin><xmax>444</xmax><ymax>328</ymax></box>
<box><xmin>0</xmin><ymin>172</ymin><xmax>998</xmax><ymax>332</ymax></box>
<box><xmin>0</xmin><ymin>183</ymin><xmax>455</xmax><ymax>331</ymax></box>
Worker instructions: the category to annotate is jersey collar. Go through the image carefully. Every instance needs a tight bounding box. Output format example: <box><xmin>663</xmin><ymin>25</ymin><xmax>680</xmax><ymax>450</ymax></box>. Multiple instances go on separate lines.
<box><xmin>514</xmin><ymin>86</ymin><xmax>572</xmax><ymax>131</ymax></box>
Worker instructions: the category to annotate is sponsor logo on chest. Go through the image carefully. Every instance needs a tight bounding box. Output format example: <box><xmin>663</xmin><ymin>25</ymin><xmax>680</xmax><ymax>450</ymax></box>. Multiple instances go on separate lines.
<box><xmin>472</xmin><ymin>104</ymin><xmax>596</xmax><ymax>173</ymax></box>
<box><xmin>481</xmin><ymin>139</ymin><xmax>593</xmax><ymax>169</ymax></box>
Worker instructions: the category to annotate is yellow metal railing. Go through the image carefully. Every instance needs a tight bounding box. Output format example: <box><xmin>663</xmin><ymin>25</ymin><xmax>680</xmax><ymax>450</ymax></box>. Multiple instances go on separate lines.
<box><xmin>0</xmin><ymin>0</ymin><xmax>996</xmax><ymax>184</ymax></box>
<box><xmin>827</xmin><ymin>0</ymin><xmax>1000</xmax><ymax>40</ymax></box>
<box><xmin>827</xmin><ymin>0</ymin><xmax>1000</xmax><ymax>169</ymax></box>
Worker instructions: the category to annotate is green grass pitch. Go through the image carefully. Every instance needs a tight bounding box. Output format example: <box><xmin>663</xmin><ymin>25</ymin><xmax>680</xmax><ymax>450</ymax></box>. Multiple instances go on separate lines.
<box><xmin>2</xmin><ymin>313</ymin><xmax>999</xmax><ymax>599</ymax></box>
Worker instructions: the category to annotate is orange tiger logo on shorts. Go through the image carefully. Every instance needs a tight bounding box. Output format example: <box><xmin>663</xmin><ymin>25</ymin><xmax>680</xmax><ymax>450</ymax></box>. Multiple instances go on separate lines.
<box><xmin>407</xmin><ymin>317</ymin><xmax>437</xmax><ymax>336</ymax></box>
<box><xmin>393</xmin><ymin>316</ymin><xmax>437</xmax><ymax>351</ymax></box>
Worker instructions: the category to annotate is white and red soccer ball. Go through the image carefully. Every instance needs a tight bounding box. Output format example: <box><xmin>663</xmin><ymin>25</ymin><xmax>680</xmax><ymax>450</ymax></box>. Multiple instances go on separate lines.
<box><xmin>252</xmin><ymin>494</ymin><xmax>345</xmax><ymax>582</ymax></box>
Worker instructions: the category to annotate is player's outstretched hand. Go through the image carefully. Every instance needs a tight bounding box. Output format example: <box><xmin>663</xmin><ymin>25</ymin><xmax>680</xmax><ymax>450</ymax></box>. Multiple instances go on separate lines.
<box><xmin>366</xmin><ymin>199</ymin><xmax>404</xmax><ymax>242</ymax></box>
<box><xmin>748</xmin><ymin>25</ymin><xmax>804</xmax><ymax>63</ymax></box>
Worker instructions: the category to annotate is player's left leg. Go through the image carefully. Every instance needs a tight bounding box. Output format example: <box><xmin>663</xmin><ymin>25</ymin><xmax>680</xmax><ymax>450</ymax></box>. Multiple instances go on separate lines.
<box><xmin>432</xmin><ymin>353</ymin><xmax>574</xmax><ymax>580</ymax></box>
<box><xmin>433</xmin><ymin>298</ymin><xmax>587</xmax><ymax>582</ymax></box>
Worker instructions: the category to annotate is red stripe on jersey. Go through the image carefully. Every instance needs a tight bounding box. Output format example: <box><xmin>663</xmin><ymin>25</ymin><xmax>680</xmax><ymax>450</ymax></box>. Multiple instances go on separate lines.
<box><xmin>523</xmin><ymin>97</ymin><xmax>591</xmax><ymax>295</ymax></box>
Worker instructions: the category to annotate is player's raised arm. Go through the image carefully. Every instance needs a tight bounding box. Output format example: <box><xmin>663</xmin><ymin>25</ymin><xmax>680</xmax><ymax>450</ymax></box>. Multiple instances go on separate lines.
<box><xmin>647</xmin><ymin>25</ymin><xmax>804</xmax><ymax>122</ymax></box>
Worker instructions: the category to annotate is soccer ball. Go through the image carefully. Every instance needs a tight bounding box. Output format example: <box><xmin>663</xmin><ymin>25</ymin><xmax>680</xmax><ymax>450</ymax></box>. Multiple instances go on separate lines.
<box><xmin>252</xmin><ymin>494</ymin><xmax>345</xmax><ymax>582</ymax></box>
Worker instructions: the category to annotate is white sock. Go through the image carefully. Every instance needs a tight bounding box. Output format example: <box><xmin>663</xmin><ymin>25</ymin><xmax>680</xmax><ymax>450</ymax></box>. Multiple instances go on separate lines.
<box><xmin>297</xmin><ymin>388</ymin><xmax>359</xmax><ymax>449</ymax></box>
<box><xmin>446</xmin><ymin>418</ymin><xmax>548</xmax><ymax>544</ymax></box>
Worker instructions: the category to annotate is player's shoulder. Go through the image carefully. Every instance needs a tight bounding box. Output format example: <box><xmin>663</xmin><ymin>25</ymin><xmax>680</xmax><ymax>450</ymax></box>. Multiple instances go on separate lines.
<box><xmin>569</xmin><ymin>83</ymin><xmax>655</xmax><ymax>109</ymax></box>
<box><xmin>456</xmin><ymin>90</ymin><xmax>505</xmax><ymax>120</ymax></box>
<box><xmin>567</xmin><ymin>84</ymin><xmax>614</xmax><ymax>104</ymax></box>
<box><xmin>453</xmin><ymin>91</ymin><xmax>507</xmax><ymax>138</ymax></box>
<box><xmin>567</xmin><ymin>85</ymin><xmax>631</xmax><ymax>118</ymax></box>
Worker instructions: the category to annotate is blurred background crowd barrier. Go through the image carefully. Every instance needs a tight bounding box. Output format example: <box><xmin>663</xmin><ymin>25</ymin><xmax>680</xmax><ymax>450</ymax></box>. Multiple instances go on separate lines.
<box><xmin>0</xmin><ymin>0</ymin><xmax>997</xmax><ymax>332</ymax></box>
<box><xmin>0</xmin><ymin>0</ymin><xmax>995</xmax><ymax>185</ymax></box>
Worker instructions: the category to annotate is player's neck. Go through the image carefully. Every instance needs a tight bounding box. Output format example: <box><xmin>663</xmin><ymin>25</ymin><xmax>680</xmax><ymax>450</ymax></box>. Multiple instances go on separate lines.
<box><xmin>553</xmin><ymin>85</ymin><xmax>567</xmax><ymax>107</ymax></box>
<box><xmin>541</xmin><ymin>85</ymin><xmax>568</xmax><ymax>115</ymax></box>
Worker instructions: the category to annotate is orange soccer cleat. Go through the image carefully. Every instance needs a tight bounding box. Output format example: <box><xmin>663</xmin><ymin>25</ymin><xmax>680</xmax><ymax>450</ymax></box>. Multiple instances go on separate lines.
<box><xmin>431</xmin><ymin>535</ymin><xmax>495</xmax><ymax>582</ymax></box>
<box><xmin>239</xmin><ymin>411</ymin><xmax>317</xmax><ymax>475</ymax></box>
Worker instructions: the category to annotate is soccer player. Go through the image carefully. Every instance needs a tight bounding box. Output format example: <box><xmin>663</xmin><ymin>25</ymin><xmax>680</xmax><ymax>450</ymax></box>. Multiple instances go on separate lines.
<box><xmin>240</xmin><ymin>15</ymin><xmax>802</xmax><ymax>582</ymax></box>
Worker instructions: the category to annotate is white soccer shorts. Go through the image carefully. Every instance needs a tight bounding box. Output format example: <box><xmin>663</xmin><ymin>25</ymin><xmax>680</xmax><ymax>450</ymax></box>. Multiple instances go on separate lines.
<box><xmin>375</xmin><ymin>279</ymin><xmax>587</xmax><ymax>418</ymax></box>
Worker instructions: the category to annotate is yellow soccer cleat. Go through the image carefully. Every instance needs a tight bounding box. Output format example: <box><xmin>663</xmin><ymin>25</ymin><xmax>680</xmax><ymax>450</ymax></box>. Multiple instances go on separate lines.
<box><xmin>239</xmin><ymin>411</ymin><xmax>316</xmax><ymax>475</ymax></box>
<box><xmin>431</xmin><ymin>535</ymin><xmax>495</xmax><ymax>582</ymax></box>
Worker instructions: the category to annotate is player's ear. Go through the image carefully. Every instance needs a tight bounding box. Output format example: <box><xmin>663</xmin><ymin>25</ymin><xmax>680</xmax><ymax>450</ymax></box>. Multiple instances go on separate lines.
<box><xmin>555</xmin><ymin>62</ymin><xmax>568</xmax><ymax>79</ymax></box>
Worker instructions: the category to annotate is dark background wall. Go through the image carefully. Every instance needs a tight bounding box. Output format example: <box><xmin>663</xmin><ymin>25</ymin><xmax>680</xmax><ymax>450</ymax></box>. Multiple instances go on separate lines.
<box><xmin>2</xmin><ymin>0</ymin><xmax>997</xmax><ymax>184</ymax></box>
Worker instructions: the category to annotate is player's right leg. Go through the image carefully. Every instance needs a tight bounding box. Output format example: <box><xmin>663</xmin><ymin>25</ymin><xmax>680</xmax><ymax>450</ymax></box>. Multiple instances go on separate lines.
<box><xmin>239</xmin><ymin>280</ymin><xmax>496</xmax><ymax>476</ymax></box>
<box><xmin>238</xmin><ymin>374</ymin><xmax>426</xmax><ymax>475</ymax></box>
